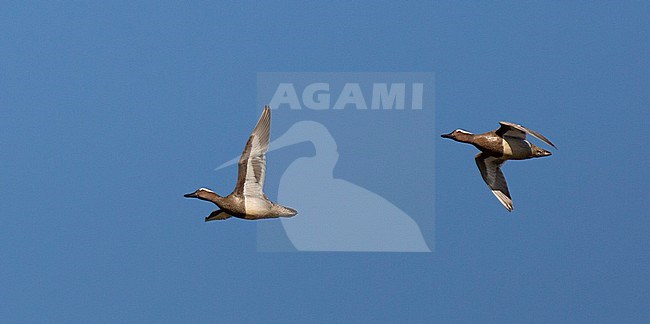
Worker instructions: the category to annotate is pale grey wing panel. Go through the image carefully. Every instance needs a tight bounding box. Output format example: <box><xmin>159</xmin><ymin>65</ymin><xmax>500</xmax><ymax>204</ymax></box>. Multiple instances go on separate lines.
<box><xmin>205</xmin><ymin>210</ymin><xmax>233</xmax><ymax>222</ymax></box>
<box><xmin>496</xmin><ymin>121</ymin><xmax>526</xmax><ymax>139</ymax></box>
<box><xmin>234</xmin><ymin>136</ymin><xmax>253</xmax><ymax>196</ymax></box>
<box><xmin>498</xmin><ymin>121</ymin><xmax>557</xmax><ymax>149</ymax></box>
<box><xmin>475</xmin><ymin>153</ymin><xmax>513</xmax><ymax>211</ymax></box>
<box><xmin>234</xmin><ymin>106</ymin><xmax>271</xmax><ymax>197</ymax></box>
<box><xmin>520</xmin><ymin>126</ymin><xmax>557</xmax><ymax>149</ymax></box>
<box><xmin>247</xmin><ymin>106</ymin><xmax>270</xmax><ymax>188</ymax></box>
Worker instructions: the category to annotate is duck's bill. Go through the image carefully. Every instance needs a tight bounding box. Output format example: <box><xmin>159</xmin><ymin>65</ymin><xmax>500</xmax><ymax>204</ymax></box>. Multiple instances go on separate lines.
<box><xmin>440</xmin><ymin>133</ymin><xmax>453</xmax><ymax>138</ymax></box>
<box><xmin>183</xmin><ymin>192</ymin><xmax>198</xmax><ymax>198</ymax></box>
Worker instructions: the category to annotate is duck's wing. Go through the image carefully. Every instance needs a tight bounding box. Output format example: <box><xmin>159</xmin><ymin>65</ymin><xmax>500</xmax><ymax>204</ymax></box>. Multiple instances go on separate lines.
<box><xmin>205</xmin><ymin>210</ymin><xmax>233</xmax><ymax>222</ymax></box>
<box><xmin>496</xmin><ymin>121</ymin><xmax>557</xmax><ymax>149</ymax></box>
<box><xmin>233</xmin><ymin>106</ymin><xmax>271</xmax><ymax>198</ymax></box>
<box><xmin>475</xmin><ymin>152</ymin><xmax>513</xmax><ymax>212</ymax></box>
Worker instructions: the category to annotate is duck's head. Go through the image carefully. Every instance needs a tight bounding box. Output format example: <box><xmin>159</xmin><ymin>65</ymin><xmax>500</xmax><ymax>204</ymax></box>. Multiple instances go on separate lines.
<box><xmin>441</xmin><ymin>129</ymin><xmax>473</xmax><ymax>142</ymax></box>
<box><xmin>183</xmin><ymin>187</ymin><xmax>218</xmax><ymax>200</ymax></box>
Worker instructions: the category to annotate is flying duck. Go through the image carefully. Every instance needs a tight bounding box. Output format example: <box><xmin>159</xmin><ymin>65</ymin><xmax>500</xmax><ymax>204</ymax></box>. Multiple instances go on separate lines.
<box><xmin>441</xmin><ymin>121</ymin><xmax>557</xmax><ymax>212</ymax></box>
<box><xmin>184</xmin><ymin>106</ymin><xmax>298</xmax><ymax>221</ymax></box>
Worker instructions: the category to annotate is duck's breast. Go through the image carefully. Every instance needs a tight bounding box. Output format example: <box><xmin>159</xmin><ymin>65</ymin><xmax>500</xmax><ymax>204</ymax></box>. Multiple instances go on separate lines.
<box><xmin>472</xmin><ymin>135</ymin><xmax>503</xmax><ymax>155</ymax></box>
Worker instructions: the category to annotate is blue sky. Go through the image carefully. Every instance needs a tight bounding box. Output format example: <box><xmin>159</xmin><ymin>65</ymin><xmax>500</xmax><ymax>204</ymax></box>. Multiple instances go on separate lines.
<box><xmin>1</xmin><ymin>1</ymin><xmax>648</xmax><ymax>322</ymax></box>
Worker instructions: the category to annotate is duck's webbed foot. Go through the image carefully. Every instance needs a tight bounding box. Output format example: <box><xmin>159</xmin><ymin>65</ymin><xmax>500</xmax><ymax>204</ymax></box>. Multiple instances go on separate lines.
<box><xmin>205</xmin><ymin>210</ymin><xmax>232</xmax><ymax>222</ymax></box>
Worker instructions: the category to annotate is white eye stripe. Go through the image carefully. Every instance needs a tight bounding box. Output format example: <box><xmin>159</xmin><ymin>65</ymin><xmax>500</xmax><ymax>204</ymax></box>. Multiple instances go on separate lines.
<box><xmin>455</xmin><ymin>129</ymin><xmax>473</xmax><ymax>135</ymax></box>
